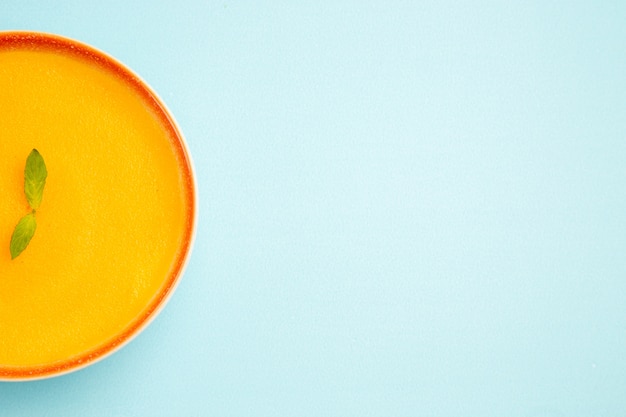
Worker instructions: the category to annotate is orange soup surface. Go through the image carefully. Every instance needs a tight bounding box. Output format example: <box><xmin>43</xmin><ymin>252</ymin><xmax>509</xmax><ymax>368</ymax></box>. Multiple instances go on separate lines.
<box><xmin>0</xmin><ymin>33</ymin><xmax>194</xmax><ymax>377</ymax></box>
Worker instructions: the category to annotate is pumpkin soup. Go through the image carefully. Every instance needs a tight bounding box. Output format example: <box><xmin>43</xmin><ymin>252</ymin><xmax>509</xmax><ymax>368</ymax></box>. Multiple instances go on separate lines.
<box><xmin>0</xmin><ymin>32</ymin><xmax>195</xmax><ymax>379</ymax></box>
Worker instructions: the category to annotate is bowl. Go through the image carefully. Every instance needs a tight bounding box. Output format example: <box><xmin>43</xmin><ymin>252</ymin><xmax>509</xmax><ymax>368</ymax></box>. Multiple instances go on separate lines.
<box><xmin>0</xmin><ymin>32</ymin><xmax>197</xmax><ymax>380</ymax></box>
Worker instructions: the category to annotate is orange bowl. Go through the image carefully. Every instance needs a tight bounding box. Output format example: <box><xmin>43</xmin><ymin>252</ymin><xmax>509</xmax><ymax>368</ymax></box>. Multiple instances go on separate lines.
<box><xmin>0</xmin><ymin>32</ymin><xmax>197</xmax><ymax>380</ymax></box>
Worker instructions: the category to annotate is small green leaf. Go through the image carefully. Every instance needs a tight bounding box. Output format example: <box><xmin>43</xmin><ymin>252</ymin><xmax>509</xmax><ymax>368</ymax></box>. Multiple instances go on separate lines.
<box><xmin>10</xmin><ymin>212</ymin><xmax>37</xmax><ymax>259</ymax></box>
<box><xmin>24</xmin><ymin>148</ymin><xmax>47</xmax><ymax>210</ymax></box>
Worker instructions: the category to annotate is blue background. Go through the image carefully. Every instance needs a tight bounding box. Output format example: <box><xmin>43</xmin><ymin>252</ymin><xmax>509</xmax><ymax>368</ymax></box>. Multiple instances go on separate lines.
<box><xmin>2</xmin><ymin>1</ymin><xmax>626</xmax><ymax>416</ymax></box>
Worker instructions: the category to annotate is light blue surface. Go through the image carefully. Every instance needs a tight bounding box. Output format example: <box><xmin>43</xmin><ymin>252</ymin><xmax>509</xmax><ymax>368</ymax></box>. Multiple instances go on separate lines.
<box><xmin>2</xmin><ymin>1</ymin><xmax>626</xmax><ymax>415</ymax></box>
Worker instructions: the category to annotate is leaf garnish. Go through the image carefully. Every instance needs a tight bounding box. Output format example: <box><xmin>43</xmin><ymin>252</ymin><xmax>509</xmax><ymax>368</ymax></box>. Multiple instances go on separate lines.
<box><xmin>24</xmin><ymin>149</ymin><xmax>48</xmax><ymax>210</ymax></box>
<box><xmin>10</xmin><ymin>212</ymin><xmax>37</xmax><ymax>260</ymax></box>
<box><xmin>10</xmin><ymin>149</ymin><xmax>47</xmax><ymax>259</ymax></box>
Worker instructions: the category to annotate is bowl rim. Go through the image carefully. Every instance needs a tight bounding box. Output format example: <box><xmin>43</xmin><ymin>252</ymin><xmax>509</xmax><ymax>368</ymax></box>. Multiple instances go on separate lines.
<box><xmin>0</xmin><ymin>31</ymin><xmax>198</xmax><ymax>381</ymax></box>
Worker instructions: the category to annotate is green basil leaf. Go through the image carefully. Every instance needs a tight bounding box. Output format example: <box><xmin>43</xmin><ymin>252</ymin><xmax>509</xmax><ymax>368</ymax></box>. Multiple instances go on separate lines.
<box><xmin>24</xmin><ymin>148</ymin><xmax>48</xmax><ymax>210</ymax></box>
<box><xmin>10</xmin><ymin>212</ymin><xmax>37</xmax><ymax>259</ymax></box>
